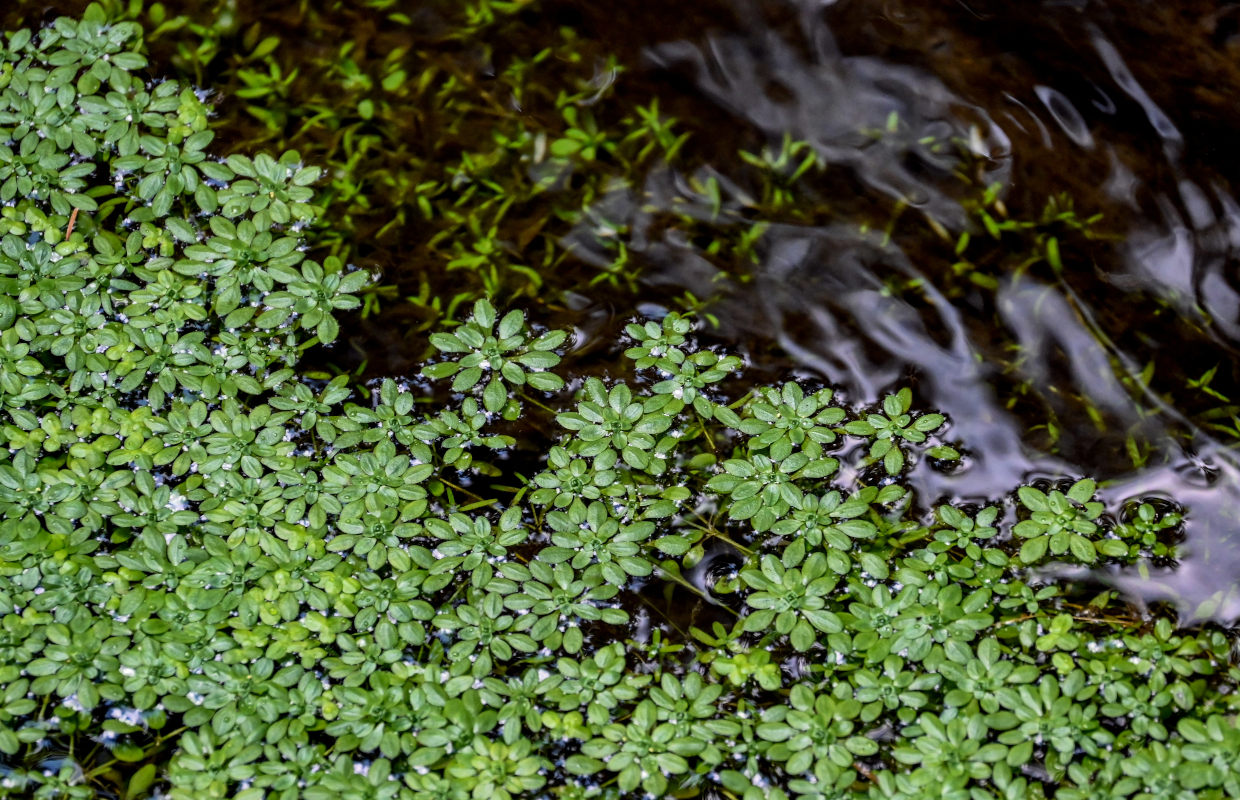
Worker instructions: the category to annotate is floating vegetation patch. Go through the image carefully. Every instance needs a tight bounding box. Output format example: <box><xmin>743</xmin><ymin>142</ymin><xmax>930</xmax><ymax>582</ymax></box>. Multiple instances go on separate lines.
<box><xmin>2</xmin><ymin>5</ymin><xmax>1240</xmax><ymax>800</ymax></box>
<box><xmin>76</xmin><ymin>0</ymin><xmax>720</xmax><ymax>355</ymax></box>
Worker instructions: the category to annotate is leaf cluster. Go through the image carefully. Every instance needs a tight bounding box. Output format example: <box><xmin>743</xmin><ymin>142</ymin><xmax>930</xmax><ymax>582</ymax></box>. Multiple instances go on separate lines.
<box><xmin>0</xmin><ymin>8</ymin><xmax>1234</xmax><ymax>800</ymax></box>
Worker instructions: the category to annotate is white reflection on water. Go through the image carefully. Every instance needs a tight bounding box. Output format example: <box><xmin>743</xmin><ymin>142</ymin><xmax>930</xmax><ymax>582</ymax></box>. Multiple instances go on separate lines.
<box><xmin>597</xmin><ymin>0</ymin><xmax>1240</xmax><ymax>621</ymax></box>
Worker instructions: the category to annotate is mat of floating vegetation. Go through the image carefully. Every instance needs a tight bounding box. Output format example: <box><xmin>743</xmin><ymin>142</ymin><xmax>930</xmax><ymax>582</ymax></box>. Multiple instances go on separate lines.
<box><xmin>0</xmin><ymin>6</ymin><xmax>1238</xmax><ymax>800</ymax></box>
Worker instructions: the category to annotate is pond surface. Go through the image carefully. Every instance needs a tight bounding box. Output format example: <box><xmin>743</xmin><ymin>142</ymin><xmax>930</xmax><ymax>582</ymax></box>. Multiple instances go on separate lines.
<box><xmin>7</xmin><ymin>4</ymin><xmax>1240</xmax><ymax>793</ymax></box>
<box><xmin>11</xmin><ymin>0</ymin><xmax>1240</xmax><ymax>620</ymax></box>
<box><xmin>513</xmin><ymin>0</ymin><xmax>1240</xmax><ymax>622</ymax></box>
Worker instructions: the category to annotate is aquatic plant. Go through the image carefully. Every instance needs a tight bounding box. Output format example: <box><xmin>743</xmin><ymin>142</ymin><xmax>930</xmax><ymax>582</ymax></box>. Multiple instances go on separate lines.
<box><xmin>68</xmin><ymin>0</ymin><xmax>696</xmax><ymax>338</ymax></box>
<box><xmin>1</xmin><ymin>6</ymin><xmax>1239</xmax><ymax>800</ymax></box>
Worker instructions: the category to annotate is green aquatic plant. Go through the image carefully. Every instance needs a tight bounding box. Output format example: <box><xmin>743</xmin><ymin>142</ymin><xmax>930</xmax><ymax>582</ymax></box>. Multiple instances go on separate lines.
<box><xmin>1</xmin><ymin>6</ymin><xmax>1240</xmax><ymax>800</ymax></box>
<box><xmin>1014</xmin><ymin>479</ymin><xmax>1106</xmax><ymax>564</ymax></box>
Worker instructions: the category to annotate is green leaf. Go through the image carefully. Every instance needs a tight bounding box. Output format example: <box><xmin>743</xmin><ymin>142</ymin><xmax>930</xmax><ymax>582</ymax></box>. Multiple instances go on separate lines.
<box><xmin>1068</xmin><ymin>534</ymin><xmax>1096</xmax><ymax>563</ymax></box>
<box><xmin>1020</xmin><ymin>536</ymin><xmax>1049</xmax><ymax>563</ymax></box>
<box><xmin>883</xmin><ymin>446</ymin><xmax>904</xmax><ymax>475</ymax></box>
<box><xmin>858</xmin><ymin>551</ymin><xmax>890</xmax><ymax>580</ymax></box>
<box><xmin>1067</xmin><ymin>478</ymin><xmax>1097</xmax><ymax>504</ymax></box>
<box><xmin>112</xmin><ymin>742</ymin><xmax>147</xmax><ymax>762</ymax></box>
<box><xmin>655</xmin><ymin>535</ymin><xmax>691</xmax><ymax>556</ymax></box>
<box><xmin>515</xmin><ymin>350</ymin><xmax>560</xmax><ymax>369</ymax></box>
<box><xmin>527</xmin><ymin>372</ymin><xmax>564</xmax><ymax>391</ymax></box>
<box><xmin>317</xmin><ymin>315</ymin><xmax>339</xmax><ymax>343</ymax></box>
<box><xmin>565</xmin><ymin>755</ymin><xmax>605</xmax><ymax>775</ymax></box>
<box><xmin>790</xmin><ymin>619</ymin><xmax>815</xmax><ymax>651</ymax></box>
<box><xmin>429</xmin><ymin>332</ymin><xmax>469</xmax><ymax>353</ymax></box>
<box><xmin>473</xmin><ymin>298</ymin><xmax>496</xmax><ymax>330</ymax></box>
<box><xmin>483</xmin><ymin>378</ymin><xmax>507</xmax><ymax>412</ymax></box>
<box><xmin>1018</xmin><ymin>486</ymin><xmax>1049</xmax><ymax>512</ymax></box>
<box><xmin>729</xmin><ymin>495</ymin><xmax>762</xmax><ymax>520</ymax></box>
<box><xmin>126</xmin><ymin>763</ymin><xmax>157</xmax><ymax>799</ymax></box>
<box><xmin>453</xmin><ymin>366</ymin><xmax>484</xmax><ymax>391</ymax></box>
<box><xmin>498</xmin><ymin>309</ymin><xmax>525</xmax><ymax>339</ymax></box>
<box><xmin>166</xmin><ymin>217</ymin><xmax>196</xmax><ymax>242</ymax></box>
<box><xmin>423</xmin><ymin>361</ymin><xmax>460</xmax><ymax>379</ymax></box>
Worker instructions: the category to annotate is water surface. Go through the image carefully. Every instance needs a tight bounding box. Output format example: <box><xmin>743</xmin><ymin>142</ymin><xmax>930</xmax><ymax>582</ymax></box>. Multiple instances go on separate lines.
<box><xmin>11</xmin><ymin>0</ymin><xmax>1240</xmax><ymax>621</ymax></box>
<box><xmin>543</xmin><ymin>0</ymin><xmax>1240</xmax><ymax>622</ymax></box>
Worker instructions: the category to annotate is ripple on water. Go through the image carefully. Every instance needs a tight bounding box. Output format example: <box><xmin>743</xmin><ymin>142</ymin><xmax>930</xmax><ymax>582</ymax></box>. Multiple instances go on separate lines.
<box><xmin>599</xmin><ymin>0</ymin><xmax>1240</xmax><ymax>622</ymax></box>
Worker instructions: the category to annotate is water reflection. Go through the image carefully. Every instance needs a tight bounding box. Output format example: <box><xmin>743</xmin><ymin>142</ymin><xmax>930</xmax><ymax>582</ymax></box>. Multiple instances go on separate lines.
<box><xmin>1091</xmin><ymin>26</ymin><xmax>1184</xmax><ymax>153</ymax></box>
<box><xmin>617</xmin><ymin>0</ymin><xmax>1240</xmax><ymax>621</ymax></box>
<box><xmin>1106</xmin><ymin>448</ymin><xmax>1240</xmax><ymax>622</ymax></box>
<box><xmin>647</xmin><ymin>17</ymin><xmax>1011</xmax><ymax>225</ymax></box>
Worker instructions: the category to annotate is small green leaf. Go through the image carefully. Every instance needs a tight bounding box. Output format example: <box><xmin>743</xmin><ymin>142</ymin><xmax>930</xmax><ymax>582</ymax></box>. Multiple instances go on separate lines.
<box><xmin>483</xmin><ymin>378</ymin><xmax>507</xmax><ymax>412</ymax></box>
<box><xmin>498</xmin><ymin>309</ymin><xmax>525</xmax><ymax>339</ymax></box>
<box><xmin>1020</xmin><ymin>536</ymin><xmax>1049</xmax><ymax>563</ymax></box>
<box><xmin>1018</xmin><ymin>486</ymin><xmax>1049</xmax><ymax>512</ymax></box>
<box><xmin>126</xmin><ymin>763</ymin><xmax>157</xmax><ymax>799</ymax></box>
<box><xmin>1068</xmin><ymin>534</ymin><xmax>1096</xmax><ymax>563</ymax></box>
<box><xmin>654</xmin><ymin>535</ymin><xmax>691</xmax><ymax>556</ymax></box>
<box><xmin>317</xmin><ymin>315</ymin><xmax>339</xmax><ymax>343</ymax></box>
<box><xmin>112</xmin><ymin>742</ymin><xmax>147</xmax><ymax>762</ymax></box>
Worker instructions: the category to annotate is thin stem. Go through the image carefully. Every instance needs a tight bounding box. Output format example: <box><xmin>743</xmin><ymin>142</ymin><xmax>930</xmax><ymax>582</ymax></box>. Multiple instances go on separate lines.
<box><xmin>651</xmin><ymin>562</ymin><xmax>739</xmax><ymax>617</ymax></box>
<box><xmin>518</xmin><ymin>391</ymin><xmax>556</xmax><ymax>414</ymax></box>
<box><xmin>636</xmin><ymin>592</ymin><xmax>692</xmax><ymax>639</ymax></box>
<box><xmin>84</xmin><ymin>726</ymin><xmax>188</xmax><ymax>779</ymax></box>
<box><xmin>693</xmin><ymin>411</ymin><xmax>717</xmax><ymax>454</ymax></box>
<box><xmin>686</xmin><ymin>512</ymin><xmax>754</xmax><ymax>556</ymax></box>
<box><xmin>437</xmin><ymin>476</ymin><xmax>485</xmax><ymax>503</ymax></box>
